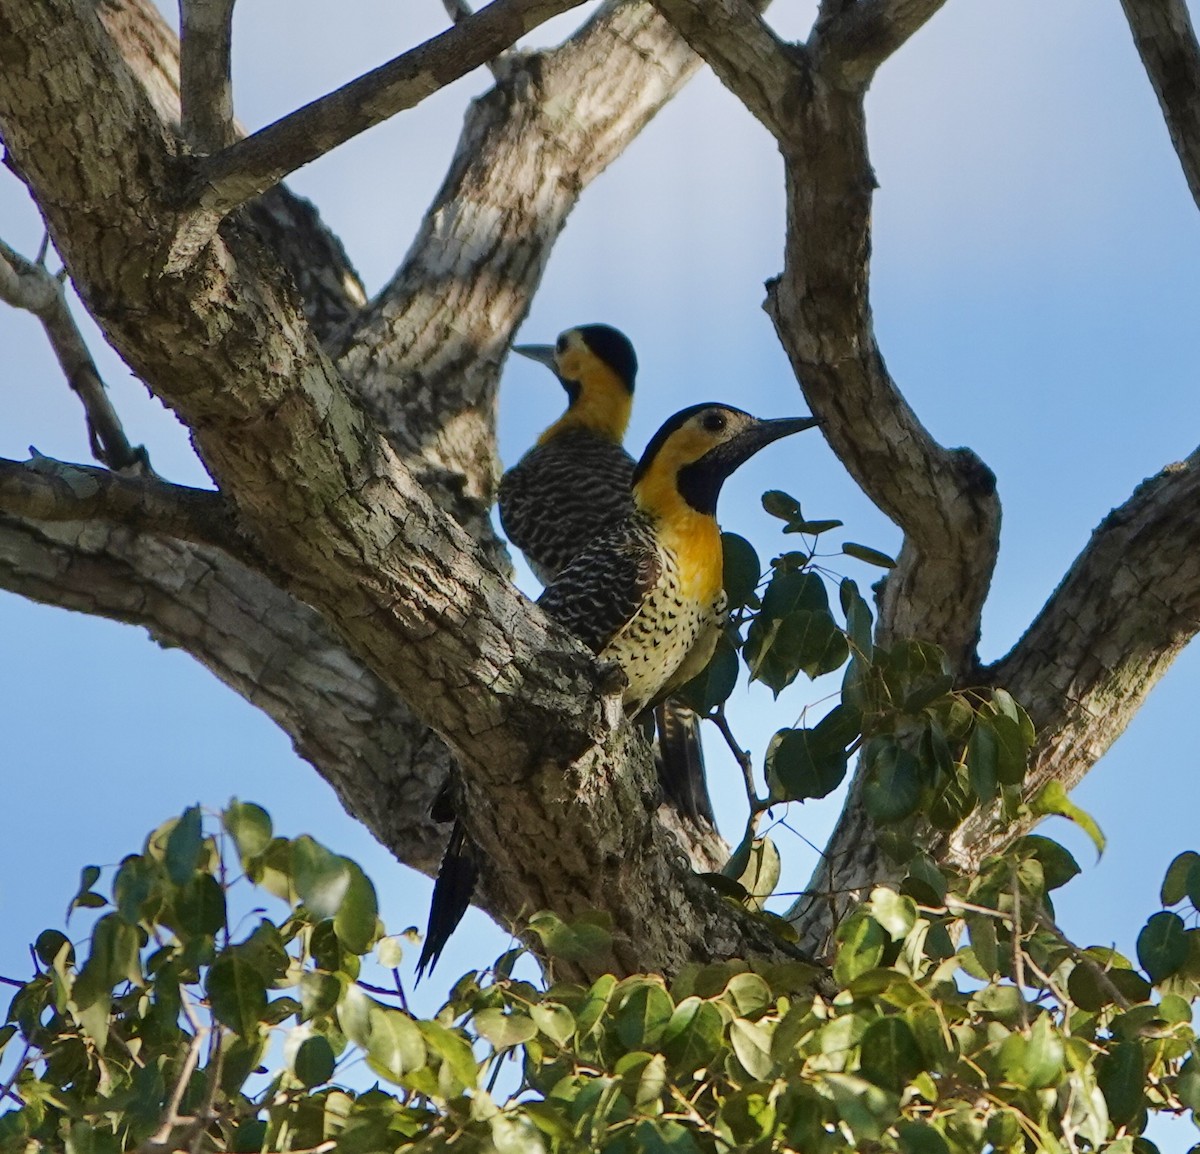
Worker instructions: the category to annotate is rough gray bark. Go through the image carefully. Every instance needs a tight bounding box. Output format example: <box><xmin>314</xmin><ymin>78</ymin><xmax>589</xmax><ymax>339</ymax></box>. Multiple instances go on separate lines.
<box><xmin>3</xmin><ymin>0</ymin><xmax>1200</xmax><ymax>980</ymax></box>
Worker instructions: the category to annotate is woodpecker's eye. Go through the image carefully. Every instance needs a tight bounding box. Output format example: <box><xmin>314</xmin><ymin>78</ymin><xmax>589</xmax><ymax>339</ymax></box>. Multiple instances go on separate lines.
<box><xmin>556</xmin><ymin>335</ymin><xmax>569</xmax><ymax>354</ymax></box>
<box><xmin>701</xmin><ymin>411</ymin><xmax>727</xmax><ymax>433</ymax></box>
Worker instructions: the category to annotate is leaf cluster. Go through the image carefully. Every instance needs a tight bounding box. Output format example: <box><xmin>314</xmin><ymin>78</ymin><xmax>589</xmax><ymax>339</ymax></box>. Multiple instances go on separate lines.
<box><xmin>5</xmin><ymin>805</ymin><xmax>1200</xmax><ymax>1153</ymax></box>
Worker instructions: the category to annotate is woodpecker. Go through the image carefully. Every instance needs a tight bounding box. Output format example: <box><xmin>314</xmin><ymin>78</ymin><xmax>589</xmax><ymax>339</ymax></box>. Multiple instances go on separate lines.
<box><xmin>418</xmin><ymin>324</ymin><xmax>638</xmax><ymax>982</ymax></box>
<box><xmin>538</xmin><ymin>403</ymin><xmax>819</xmax><ymax>713</ymax></box>
<box><xmin>499</xmin><ymin>324</ymin><xmax>637</xmax><ymax>585</ymax></box>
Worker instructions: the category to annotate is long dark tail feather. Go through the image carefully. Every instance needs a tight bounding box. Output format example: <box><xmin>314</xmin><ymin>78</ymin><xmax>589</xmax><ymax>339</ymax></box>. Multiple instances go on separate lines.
<box><xmin>415</xmin><ymin>818</ymin><xmax>479</xmax><ymax>983</ymax></box>
<box><xmin>654</xmin><ymin>700</ymin><xmax>716</xmax><ymax>827</ymax></box>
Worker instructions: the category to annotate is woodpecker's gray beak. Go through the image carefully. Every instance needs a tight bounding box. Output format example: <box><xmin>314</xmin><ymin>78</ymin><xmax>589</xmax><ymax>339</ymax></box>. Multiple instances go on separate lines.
<box><xmin>724</xmin><ymin>414</ymin><xmax>821</xmax><ymax>470</ymax></box>
<box><xmin>512</xmin><ymin>344</ymin><xmax>559</xmax><ymax>374</ymax></box>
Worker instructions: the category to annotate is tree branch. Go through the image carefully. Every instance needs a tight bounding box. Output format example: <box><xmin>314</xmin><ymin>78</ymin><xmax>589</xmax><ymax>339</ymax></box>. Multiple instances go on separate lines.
<box><xmin>0</xmin><ymin>239</ymin><xmax>147</xmax><ymax>472</ymax></box>
<box><xmin>948</xmin><ymin>450</ymin><xmax>1200</xmax><ymax>866</ymax></box>
<box><xmin>0</xmin><ymin>515</ymin><xmax>454</xmax><ymax>876</ymax></box>
<box><xmin>812</xmin><ymin>0</ymin><xmax>948</xmax><ymax>86</ymax></box>
<box><xmin>1120</xmin><ymin>0</ymin><xmax>1200</xmax><ymax>213</ymax></box>
<box><xmin>181</xmin><ymin>0</ymin><xmax>588</xmax><ymax>223</ymax></box>
<box><xmin>178</xmin><ymin>0</ymin><xmax>236</xmax><ymax>152</ymax></box>
<box><xmin>0</xmin><ymin>453</ymin><xmax>245</xmax><ymax>557</ymax></box>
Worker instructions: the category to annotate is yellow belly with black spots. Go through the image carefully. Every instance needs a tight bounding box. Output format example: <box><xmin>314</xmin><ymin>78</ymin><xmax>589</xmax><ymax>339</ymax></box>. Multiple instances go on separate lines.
<box><xmin>603</xmin><ymin>530</ymin><xmax>728</xmax><ymax>715</ymax></box>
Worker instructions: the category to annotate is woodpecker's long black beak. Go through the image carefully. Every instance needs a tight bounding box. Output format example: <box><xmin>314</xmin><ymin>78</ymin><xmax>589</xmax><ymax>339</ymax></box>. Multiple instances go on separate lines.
<box><xmin>718</xmin><ymin>414</ymin><xmax>820</xmax><ymax>475</ymax></box>
<box><xmin>512</xmin><ymin>344</ymin><xmax>558</xmax><ymax>374</ymax></box>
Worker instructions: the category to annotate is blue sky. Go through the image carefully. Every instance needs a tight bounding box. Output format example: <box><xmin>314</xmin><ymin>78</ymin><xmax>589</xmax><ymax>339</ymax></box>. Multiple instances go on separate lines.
<box><xmin>3</xmin><ymin>0</ymin><xmax>1200</xmax><ymax>1136</ymax></box>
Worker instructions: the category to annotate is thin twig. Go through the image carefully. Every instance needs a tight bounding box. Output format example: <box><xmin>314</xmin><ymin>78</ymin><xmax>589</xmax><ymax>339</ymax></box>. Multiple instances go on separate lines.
<box><xmin>0</xmin><ymin>1042</ymin><xmax>32</xmax><ymax>1106</ymax></box>
<box><xmin>391</xmin><ymin>967</ymin><xmax>410</xmax><ymax>1014</ymax></box>
<box><xmin>0</xmin><ymin>239</ymin><xmax>147</xmax><ymax>472</ymax></box>
<box><xmin>711</xmin><ymin>705</ymin><xmax>762</xmax><ymax>810</ymax></box>
<box><xmin>1010</xmin><ymin>867</ymin><xmax>1029</xmax><ymax>1030</ymax></box>
<box><xmin>143</xmin><ymin>1026</ymin><xmax>206</xmax><ymax>1150</ymax></box>
<box><xmin>1034</xmin><ymin>911</ymin><xmax>1134</xmax><ymax>1011</ymax></box>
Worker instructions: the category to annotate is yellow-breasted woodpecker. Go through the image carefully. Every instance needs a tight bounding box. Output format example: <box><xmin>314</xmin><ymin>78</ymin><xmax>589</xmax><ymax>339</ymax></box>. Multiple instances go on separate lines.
<box><xmin>539</xmin><ymin>403</ymin><xmax>819</xmax><ymax>714</ymax></box>
<box><xmin>499</xmin><ymin>324</ymin><xmax>637</xmax><ymax>585</ymax></box>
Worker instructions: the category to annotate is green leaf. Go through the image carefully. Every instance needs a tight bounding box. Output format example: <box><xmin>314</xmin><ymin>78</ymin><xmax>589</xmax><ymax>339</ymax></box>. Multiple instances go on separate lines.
<box><xmin>746</xmin><ymin>607</ymin><xmax>848</xmax><ymax>694</ymax></box>
<box><xmin>223</xmin><ymin>800</ymin><xmax>273</xmax><ymax>862</ymax></box>
<box><xmin>1186</xmin><ymin>857</ymin><xmax>1200</xmax><ymax>911</ymax></box>
<box><xmin>842</xmin><ymin>542</ymin><xmax>896</xmax><ymax>569</ymax></box>
<box><xmin>293</xmin><ymin>1034</ymin><xmax>336</xmax><ymax>1089</ymax></box>
<box><xmin>729</xmin><ymin>838</ymin><xmax>780</xmax><ymax>910</ymax></box>
<box><xmin>722</xmin><ymin>973</ymin><xmax>772</xmax><ymax>1018</ymax></box>
<box><xmin>868</xmin><ymin>888</ymin><xmax>917</xmax><ymax>940</ymax></box>
<box><xmin>165</xmin><ymin>805</ymin><xmax>204</xmax><ymax>886</ymax></box>
<box><xmin>729</xmin><ymin>1018</ymin><xmax>774</xmax><ymax>1080</ymax></box>
<box><xmin>206</xmin><ymin>955</ymin><xmax>268</xmax><ymax>1037</ymax></box>
<box><xmin>334</xmin><ymin>859</ymin><xmax>378</xmax><ymax>954</ymax></box>
<box><xmin>966</xmin><ymin>719</ymin><xmax>998</xmax><ymax>802</ymax></box>
<box><xmin>1099</xmin><ymin>1041</ymin><xmax>1146</xmax><ymax>1127</ymax></box>
<box><xmin>896</xmin><ymin>1120</ymin><xmax>951</xmax><ymax>1154</ymax></box>
<box><xmin>113</xmin><ymin>854</ymin><xmax>158</xmax><ymax>924</ymax></box>
<box><xmin>34</xmin><ymin>930</ymin><xmax>73</xmax><ymax>970</ymax></box>
<box><xmin>859</xmin><ymin>1016</ymin><xmax>924</xmax><ymax>1091</ymax></box>
<box><xmin>1162</xmin><ymin>851</ymin><xmax>1200</xmax><ymax>905</ymax></box>
<box><xmin>834</xmin><ymin>910</ymin><xmax>886</xmax><ymax>986</ymax></box>
<box><xmin>1137</xmin><ymin>911</ymin><xmax>1189</xmax><ymax>983</ymax></box>
<box><xmin>632</xmin><ymin>1119</ymin><xmax>702</xmax><ymax>1154</ymax></box>
<box><xmin>989</xmin><ymin>713</ymin><xmax>1027</xmax><ymax>785</ymax></box>
<box><xmin>530</xmin><ymin>1001</ymin><xmax>575</xmax><ymax>1046</ymax></box>
<box><xmin>1031</xmin><ymin>780</ymin><xmax>1106</xmax><ymax>859</ymax></box>
<box><xmin>762</xmin><ymin>490</ymin><xmax>804</xmax><ymax>522</ymax></box>
<box><xmin>418</xmin><ymin>1020</ymin><xmax>478</xmax><ymax>1091</ymax></box>
<box><xmin>299</xmin><ymin>971</ymin><xmax>342</xmax><ymax>1022</ymax></box>
<box><xmin>615</xmin><ymin>982</ymin><xmax>674</xmax><ymax>1050</ymax></box>
<box><xmin>862</xmin><ymin>739</ymin><xmax>922</xmax><ymax>823</ymax></box>
<box><xmin>839</xmin><ymin>579</ymin><xmax>874</xmax><ymax>660</ymax></box>
<box><xmin>766</xmin><ymin>726</ymin><xmax>848</xmax><ymax>802</ymax></box>
<box><xmin>1176</xmin><ymin>1056</ymin><xmax>1200</xmax><ymax>1112</ymax></box>
<box><xmin>785</xmin><ymin>518</ymin><xmax>843</xmax><ymax>536</ymax></box>
<box><xmin>173</xmin><ymin>872</ymin><xmax>227</xmax><ymax>938</ymax></box>
<box><xmin>292</xmin><ymin>836</ymin><xmax>351</xmax><ymax>920</ymax></box>
<box><xmin>879</xmin><ymin>641</ymin><xmax>952</xmax><ymax>714</ymax></box>
<box><xmin>721</xmin><ymin>533</ymin><xmax>761</xmax><ymax>609</ymax></box>
<box><xmin>1013</xmin><ymin>835</ymin><xmax>1080</xmax><ymax>891</ymax></box>
<box><xmin>998</xmin><ymin>1015</ymin><xmax>1063</xmax><ymax>1090</ymax></box>
<box><xmin>364</xmin><ymin>1008</ymin><xmax>426</xmax><ymax>1082</ymax></box>
<box><xmin>674</xmin><ymin>634</ymin><xmax>739</xmax><ymax>714</ymax></box>
<box><xmin>527</xmin><ymin>911</ymin><xmax>612</xmax><ymax>962</ymax></box>
<box><xmin>662</xmin><ymin>997</ymin><xmax>724</xmax><ymax>1073</ymax></box>
<box><xmin>67</xmin><ymin>865</ymin><xmax>105</xmax><ymax>921</ymax></box>
<box><xmin>474</xmin><ymin>1009</ymin><xmax>537</xmax><ymax>1050</ymax></box>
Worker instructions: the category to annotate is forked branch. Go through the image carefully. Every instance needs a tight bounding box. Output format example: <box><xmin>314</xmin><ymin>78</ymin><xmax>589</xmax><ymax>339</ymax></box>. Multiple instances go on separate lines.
<box><xmin>182</xmin><ymin>0</ymin><xmax>588</xmax><ymax>222</ymax></box>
